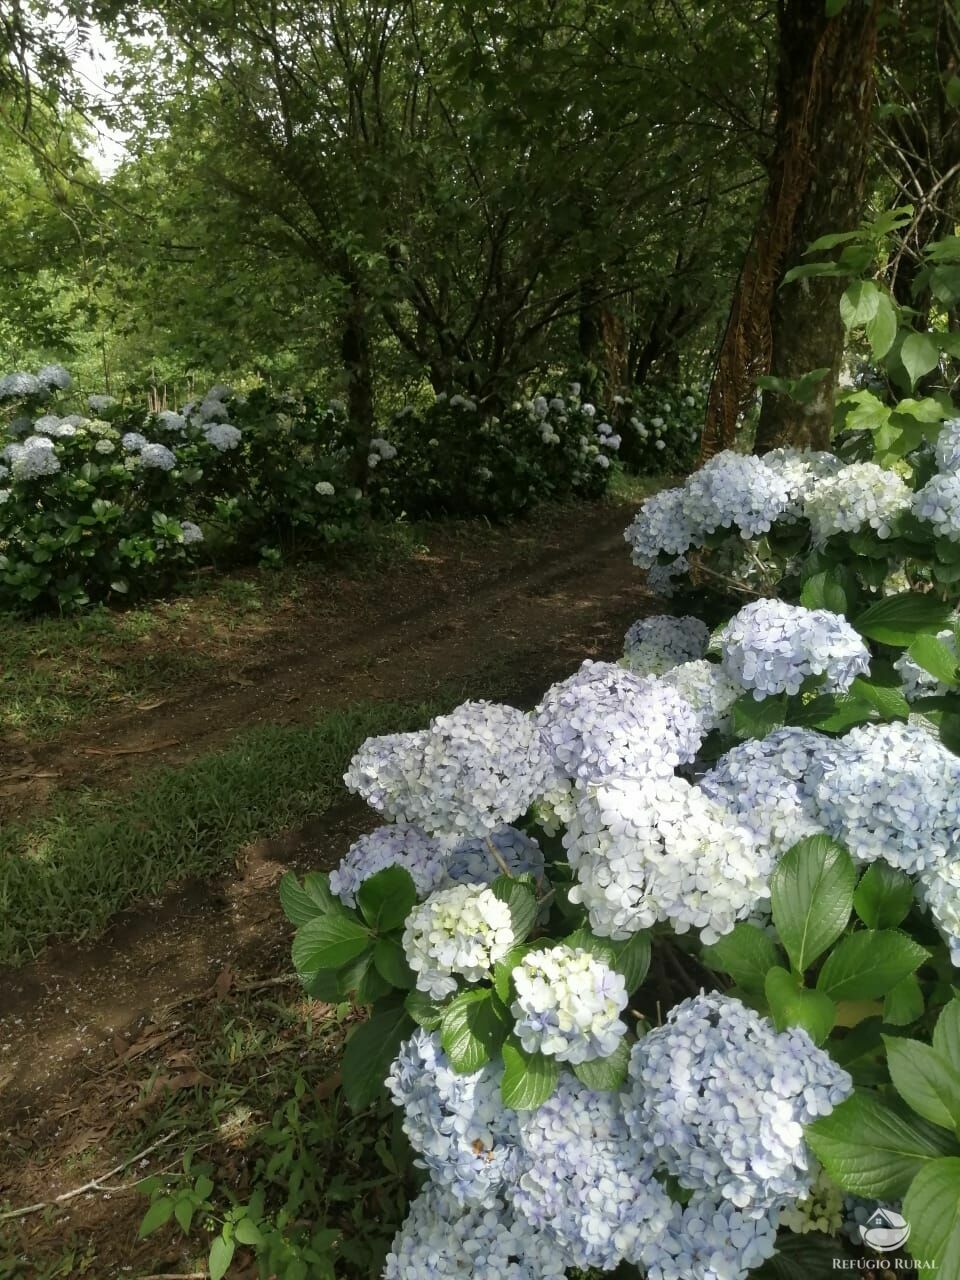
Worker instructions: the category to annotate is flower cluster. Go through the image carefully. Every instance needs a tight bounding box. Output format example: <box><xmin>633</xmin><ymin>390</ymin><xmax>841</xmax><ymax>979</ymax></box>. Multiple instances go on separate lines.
<box><xmin>328</xmin><ymin>824</ymin><xmax>449</xmax><ymax>907</ymax></box>
<box><xmin>682</xmin><ymin>451</ymin><xmax>793</xmax><ymax>539</ymax></box>
<box><xmin>641</xmin><ymin>1194</ymin><xmax>782</xmax><ymax>1280</ymax></box>
<box><xmin>564</xmin><ymin>775</ymin><xmax>770</xmax><ymax>943</ymax></box>
<box><xmin>626</xmin><ymin>993</ymin><xmax>853</xmax><ymax>1211</ymax></box>
<box><xmin>0</xmin><ymin>363</ymin><xmax>71</xmax><ymax>400</ymax></box>
<box><xmin>912</xmin><ymin>472</ymin><xmax>960</xmax><ymax>542</ymax></box>
<box><xmin>936</xmin><ymin>418</ymin><xmax>960</xmax><ymax>474</ymax></box>
<box><xmin>510</xmin><ymin>945</ymin><xmax>628</xmax><ymax>1063</ymax></box>
<box><xmin>621</xmin><ymin>613</ymin><xmax>710</xmax><ymax>675</ymax></box>
<box><xmin>402</xmin><ymin>883</ymin><xmax>515</xmax><ymax>997</ymax></box>
<box><xmin>804</xmin><ymin>462</ymin><xmax>911</xmax><ymax>543</ymax></box>
<box><xmin>812</xmin><ymin>721</ymin><xmax>960</xmax><ymax>872</ymax></box>
<box><xmin>534</xmin><ymin>660</ymin><xmax>703</xmax><ymax>783</ymax></box>
<box><xmin>719</xmin><ymin>599</ymin><xmax>870</xmax><ymax>698</ymax></box>
<box><xmin>344</xmin><ymin>701</ymin><xmax>555</xmax><ymax>837</ymax></box>
<box><xmin>444</xmin><ymin>825</ymin><xmax>545</xmax><ymax>889</ymax></box>
<box><xmin>659</xmin><ymin>659</ymin><xmax>742</xmax><ymax>735</ymax></box>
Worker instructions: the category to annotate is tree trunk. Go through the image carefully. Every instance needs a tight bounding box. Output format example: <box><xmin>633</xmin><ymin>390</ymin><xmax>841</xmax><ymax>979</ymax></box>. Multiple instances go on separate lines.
<box><xmin>701</xmin><ymin>0</ymin><xmax>880</xmax><ymax>460</ymax></box>
<box><xmin>578</xmin><ymin>279</ymin><xmax>627</xmax><ymax>402</ymax></box>
<box><xmin>341</xmin><ymin>283</ymin><xmax>375</xmax><ymax>486</ymax></box>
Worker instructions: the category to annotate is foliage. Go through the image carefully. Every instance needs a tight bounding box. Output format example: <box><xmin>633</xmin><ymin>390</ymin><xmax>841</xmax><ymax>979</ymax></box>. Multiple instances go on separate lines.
<box><xmin>614</xmin><ymin>380</ymin><xmax>707</xmax><ymax>475</ymax></box>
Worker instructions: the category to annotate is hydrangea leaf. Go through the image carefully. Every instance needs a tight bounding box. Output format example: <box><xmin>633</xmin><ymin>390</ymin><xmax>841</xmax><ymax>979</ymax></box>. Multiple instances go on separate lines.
<box><xmin>732</xmin><ymin>692</ymin><xmax>787</xmax><ymax>739</ymax></box>
<box><xmin>563</xmin><ymin>928</ymin><xmax>617</xmax><ymax>966</ymax></box>
<box><xmin>849</xmin><ymin>676</ymin><xmax>910</xmax><ymax>721</ymax></box>
<box><xmin>701</xmin><ymin>923</ymin><xmax>782</xmax><ymax>995</ymax></box>
<box><xmin>440</xmin><ymin>989</ymin><xmax>510</xmax><ymax>1073</ymax></box>
<box><xmin>403</xmin><ymin>989</ymin><xmax>448</xmax><ymax>1030</ymax></box>
<box><xmin>500</xmin><ymin>1038</ymin><xmax>559</xmax><ymax>1110</ymax></box>
<box><xmin>279</xmin><ymin>870</ymin><xmax>342</xmax><ymax>925</ymax></box>
<box><xmin>883</xmin><ymin>1036</ymin><xmax>960</xmax><ymax>1132</ymax></box>
<box><xmin>816</xmin><ymin>930</ymin><xmax>928</xmax><ymax>1002</ymax></box>
<box><xmin>908</xmin><ymin>634</ymin><xmax>960</xmax><ymax>687</ymax></box>
<box><xmin>490</xmin><ymin>875</ymin><xmax>538</xmax><ymax>941</ymax></box>
<box><xmin>342</xmin><ymin>1004</ymin><xmax>414</xmax><ymax>1111</ymax></box>
<box><xmin>572</xmin><ymin>1039</ymin><xmax>630</xmax><ymax>1091</ymax></box>
<box><xmin>338</xmin><ymin>948</ymin><xmax>392</xmax><ymax>1004</ymax></box>
<box><xmin>903</xmin><ymin>1157</ymin><xmax>960</xmax><ymax>1274</ymax></box>
<box><xmin>291</xmin><ymin>914</ymin><xmax>372</xmax><ymax>978</ymax></box>
<box><xmin>865</xmin><ymin>291</ymin><xmax>898</xmax><ymax>359</ymax></box>
<box><xmin>765</xmin><ymin>966</ymin><xmax>836</xmax><ymax>1045</ymax></box>
<box><xmin>770</xmin><ymin>835</ymin><xmax>856</xmax><ymax>973</ymax></box>
<box><xmin>610</xmin><ymin>931</ymin><xmax>651</xmax><ymax>993</ymax></box>
<box><xmin>935</xmin><ymin>1000</ymin><xmax>960</xmax><ymax>1067</ymax></box>
<box><xmin>883</xmin><ymin>975</ymin><xmax>925</xmax><ymax>1027</ymax></box>
<box><xmin>807</xmin><ymin>1092</ymin><xmax>958</xmax><ymax>1198</ymax></box>
<box><xmin>901</xmin><ymin>332</ymin><xmax>940</xmax><ymax>389</ymax></box>
<box><xmin>750</xmin><ymin>1229</ymin><xmax>847</xmax><ymax>1278</ymax></box>
<box><xmin>357</xmin><ymin>866</ymin><xmax>417</xmax><ymax>933</ymax></box>
<box><xmin>493</xmin><ymin>941</ymin><xmax>542</xmax><ymax>1003</ymax></box>
<box><xmin>840</xmin><ymin>280</ymin><xmax>881</xmax><ymax>329</ymax></box>
<box><xmin>855</xmin><ymin>591</ymin><xmax>954</xmax><ymax>647</ymax></box>
<box><xmin>854</xmin><ymin>863</ymin><xmax>914</xmax><ymax>929</ymax></box>
<box><xmin>373</xmin><ymin>937</ymin><xmax>416</xmax><ymax>990</ymax></box>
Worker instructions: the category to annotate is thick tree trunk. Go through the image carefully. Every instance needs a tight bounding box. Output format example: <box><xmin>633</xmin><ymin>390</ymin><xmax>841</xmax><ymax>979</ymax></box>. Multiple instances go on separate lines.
<box><xmin>701</xmin><ymin>0</ymin><xmax>880</xmax><ymax>460</ymax></box>
<box><xmin>578</xmin><ymin>279</ymin><xmax>627</xmax><ymax>402</ymax></box>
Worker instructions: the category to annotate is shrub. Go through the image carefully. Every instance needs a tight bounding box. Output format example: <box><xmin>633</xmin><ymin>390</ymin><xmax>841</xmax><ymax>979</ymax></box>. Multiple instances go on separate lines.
<box><xmin>614</xmin><ymin>380</ymin><xmax>706</xmax><ymax>475</ymax></box>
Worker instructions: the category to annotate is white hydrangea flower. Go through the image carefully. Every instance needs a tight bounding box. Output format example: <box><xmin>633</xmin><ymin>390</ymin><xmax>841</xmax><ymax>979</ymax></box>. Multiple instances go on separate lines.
<box><xmin>198</xmin><ymin>397</ymin><xmax>229</xmax><ymax>421</ymax></box>
<box><xmin>535</xmin><ymin>660</ymin><xmax>703</xmax><ymax>783</ymax></box>
<box><xmin>564</xmin><ymin>775</ymin><xmax>771</xmax><ymax>944</ymax></box>
<box><xmin>156</xmin><ymin>410</ymin><xmax>186</xmax><ymax>432</ymax></box>
<box><xmin>370</xmin><ymin>436</ymin><xmax>397</xmax><ymax>460</ymax></box>
<box><xmin>626</xmin><ymin>992</ymin><xmax>852</xmax><ymax>1213</ymax></box>
<box><xmin>719</xmin><ymin>599</ymin><xmax>870</xmax><ymax>698</ymax></box>
<box><xmin>0</xmin><ymin>371</ymin><xmax>41</xmax><ymax>399</ymax></box>
<box><xmin>762</xmin><ymin>447</ymin><xmax>843</xmax><ymax>517</ymax></box>
<box><xmin>621</xmin><ymin>614</ymin><xmax>710</xmax><ymax>675</ymax></box>
<box><xmin>511</xmin><ymin>945</ymin><xmax>627</xmax><ymax>1063</ymax></box>
<box><xmin>315</xmin><ymin>480</ymin><xmax>335</xmax><ymax>496</ymax></box>
<box><xmin>7</xmin><ymin>435</ymin><xmax>60</xmax><ymax>479</ymax></box>
<box><xmin>94</xmin><ymin>438</ymin><xmax>115</xmax><ymax>454</ymax></box>
<box><xmin>180</xmin><ymin>520</ymin><xmax>204</xmax><ymax>545</ymax></box>
<box><xmin>36</xmin><ymin>364</ymin><xmax>72</xmax><ymax>390</ymax></box>
<box><xmin>681</xmin><ymin>451</ymin><xmax>792</xmax><ymax>539</ymax></box>
<box><xmin>329</xmin><ymin>824</ymin><xmax>448</xmax><ymax>907</ymax></box>
<box><xmin>203</xmin><ymin>423</ymin><xmax>242</xmax><ymax>451</ymax></box>
<box><xmin>139</xmin><ymin>443</ymin><xmax>177</xmax><ymax>470</ymax></box>
<box><xmin>624</xmin><ymin>487</ymin><xmax>696</xmax><ymax>568</ymax></box>
<box><xmin>659</xmin><ymin>660</ymin><xmax>742</xmax><ymax>735</ymax></box>
<box><xmin>402</xmin><ymin>883</ymin><xmax>514</xmax><ymax>997</ymax></box>
<box><xmin>918</xmin><ymin>860</ymin><xmax>960</xmax><ymax>966</ymax></box>
<box><xmin>122</xmin><ymin>432</ymin><xmax>147</xmax><ymax>452</ymax></box>
<box><xmin>805</xmin><ymin>462</ymin><xmax>911</xmax><ymax>542</ymax></box>
<box><xmin>913</xmin><ymin>472</ymin><xmax>960</xmax><ymax>542</ymax></box>
<box><xmin>87</xmin><ymin>393</ymin><xmax>116</xmax><ymax>412</ymax></box>
<box><xmin>813</xmin><ymin>721</ymin><xmax>960</xmax><ymax>872</ymax></box>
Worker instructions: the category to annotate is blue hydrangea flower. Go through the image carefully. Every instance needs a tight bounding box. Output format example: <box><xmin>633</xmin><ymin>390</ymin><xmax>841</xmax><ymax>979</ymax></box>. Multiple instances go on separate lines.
<box><xmin>719</xmin><ymin>599</ymin><xmax>870</xmax><ymax>699</ymax></box>
<box><xmin>203</xmin><ymin>422</ymin><xmax>242</xmax><ymax>450</ymax></box>
<box><xmin>139</xmin><ymin>442</ymin><xmax>177</xmax><ymax>471</ymax></box>
<box><xmin>624</xmin><ymin>487</ymin><xmax>696</xmax><ymax>568</ymax></box>
<box><xmin>681</xmin><ymin>451</ymin><xmax>792</xmax><ymax>539</ymax></box>
<box><xmin>659</xmin><ymin>659</ymin><xmax>742</xmax><ymax>735</ymax></box>
<box><xmin>626</xmin><ymin>992</ymin><xmax>852</xmax><ymax>1212</ymax></box>
<box><xmin>0</xmin><ymin>372</ymin><xmax>41</xmax><ymax>400</ymax></box>
<box><xmin>329</xmin><ymin>824</ymin><xmax>449</xmax><ymax>907</ymax></box>
<box><xmin>7</xmin><ymin>436</ymin><xmax>60</xmax><ymax>479</ymax></box>
<box><xmin>639</xmin><ymin>1193</ymin><xmax>781</xmax><ymax>1280</ymax></box>
<box><xmin>36</xmin><ymin>364</ymin><xmax>72</xmax><ymax>391</ymax></box>
<box><xmin>443</xmin><ymin>825</ymin><xmax>545</xmax><ymax>888</ymax></box>
<box><xmin>913</xmin><ymin>473</ymin><xmax>960</xmax><ymax>542</ymax></box>
<box><xmin>622</xmin><ymin>614</ymin><xmax>710</xmax><ymax>675</ymax></box>
<box><xmin>936</xmin><ymin>418</ymin><xmax>960</xmax><ymax>474</ymax></box>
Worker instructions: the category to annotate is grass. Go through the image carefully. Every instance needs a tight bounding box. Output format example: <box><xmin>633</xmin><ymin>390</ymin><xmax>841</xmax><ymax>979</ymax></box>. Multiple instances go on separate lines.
<box><xmin>0</xmin><ymin>697</ymin><xmax>447</xmax><ymax>967</ymax></box>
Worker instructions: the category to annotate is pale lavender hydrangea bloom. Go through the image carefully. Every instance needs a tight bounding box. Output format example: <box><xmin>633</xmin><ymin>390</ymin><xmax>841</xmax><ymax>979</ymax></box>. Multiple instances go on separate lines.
<box><xmin>622</xmin><ymin>614</ymin><xmax>710</xmax><ymax>675</ymax></box>
<box><xmin>804</xmin><ymin>462</ymin><xmax>911</xmax><ymax>542</ymax></box>
<box><xmin>510</xmin><ymin>945</ymin><xmax>628</xmax><ymax>1063</ymax></box>
<box><xmin>681</xmin><ymin>451</ymin><xmax>792</xmax><ymax>539</ymax></box>
<box><xmin>180</xmin><ymin>520</ymin><xmax>204</xmax><ymax>545</ymax></box>
<box><xmin>156</xmin><ymin>410</ymin><xmax>187</xmax><ymax>432</ymax></box>
<box><xmin>719</xmin><ymin>599</ymin><xmax>870</xmax><ymax>699</ymax></box>
<box><xmin>443</xmin><ymin>825</ymin><xmax>545</xmax><ymax>888</ymax></box>
<box><xmin>812</xmin><ymin>720</ymin><xmax>960</xmax><ymax>872</ymax></box>
<box><xmin>344</xmin><ymin>702</ymin><xmax>556</xmax><ymax>837</ymax></box>
<box><xmin>624</xmin><ymin>487</ymin><xmax>696</xmax><ymax>568</ymax></box>
<box><xmin>384</xmin><ymin>1183</ymin><xmax>566</xmax><ymax>1280</ymax></box>
<box><xmin>36</xmin><ymin>364</ymin><xmax>72</xmax><ymax>391</ymax></box>
<box><xmin>7</xmin><ymin>435</ymin><xmax>60</xmax><ymax>479</ymax></box>
<box><xmin>512</xmin><ymin>1075</ymin><xmax>673</xmax><ymax>1271</ymax></box>
<box><xmin>386</xmin><ymin>1030</ymin><xmax>521</xmax><ymax>1207</ymax></box>
<box><xmin>0</xmin><ymin>372</ymin><xmax>41</xmax><ymax>399</ymax></box>
<box><xmin>913</xmin><ymin>472</ymin><xmax>960</xmax><ymax>542</ymax></box>
<box><xmin>139</xmin><ymin>442</ymin><xmax>177</xmax><ymax>470</ymax></box>
<box><xmin>936</xmin><ymin>418</ymin><xmax>960</xmax><ymax>474</ymax></box>
<box><xmin>659</xmin><ymin>660</ymin><xmax>742</xmax><ymax>736</ymax></box>
<box><xmin>203</xmin><ymin>423</ymin><xmax>242</xmax><ymax>450</ymax></box>
<box><xmin>87</xmin><ymin>393</ymin><xmax>116</xmax><ymax>413</ymax></box>
<box><xmin>122</xmin><ymin>432</ymin><xmax>147</xmax><ymax>452</ymax></box>
<box><xmin>626</xmin><ymin>992</ymin><xmax>852</xmax><ymax>1212</ymax></box>
<box><xmin>535</xmin><ymin>660</ymin><xmax>703</xmax><ymax>783</ymax></box>
<box><xmin>762</xmin><ymin>447</ymin><xmax>843</xmax><ymax>518</ymax></box>
<box><xmin>198</xmin><ymin>397</ymin><xmax>229</xmax><ymax>421</ymax></box>
<box><xmin>640</xmin><ymin>1193</ymin><xmax>781</xmax><ymax>1280</ymax></box>
<box><xmin>918</xmin><ymin>861</ymin><xmax>960</xmax><ymax>966</ymax></box>
<box><xmin>328</xmin><ymin>824</ymin><xmax>448</xmax><ymax>908</ymax></box>
<box><xmin>402</xmin><ymin>883</ymin><xmax>514</xmax><ymax>997</ymax></box>
<box><xmin>564</xmin><ymin>775</ymin><xmax>771</xmax><ymax>943</ymax></box>
<box><xmin>646</xmin><ymin>555</ymin><xmax>691</xmax><ymax>596</ymax></box>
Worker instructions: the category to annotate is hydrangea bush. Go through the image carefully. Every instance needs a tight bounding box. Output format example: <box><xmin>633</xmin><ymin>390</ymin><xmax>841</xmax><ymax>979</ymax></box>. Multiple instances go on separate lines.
<box><xmin>283</xmin><ymin>571</ymin><xmax>960</xmax><ymax>1277</ymax></box>
<box><xmin>613</xmin><ymin>381</ymin><xmax>706</xmax><ymax>475</ymax></box>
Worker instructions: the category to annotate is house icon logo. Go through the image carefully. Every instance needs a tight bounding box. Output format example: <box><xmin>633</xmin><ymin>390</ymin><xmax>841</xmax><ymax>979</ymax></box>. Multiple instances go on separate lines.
<box><xmin>860</xmin><ymin>1207</ymin><xmax>911</xmax><ymax>1252</ymax></box>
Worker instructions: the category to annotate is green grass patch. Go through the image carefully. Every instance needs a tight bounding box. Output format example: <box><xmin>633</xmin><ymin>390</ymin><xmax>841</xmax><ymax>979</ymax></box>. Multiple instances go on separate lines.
<box><xmin>0</xmin><ymin>698</ymin><xmax>445</xmax><ymax>967</ymax></box>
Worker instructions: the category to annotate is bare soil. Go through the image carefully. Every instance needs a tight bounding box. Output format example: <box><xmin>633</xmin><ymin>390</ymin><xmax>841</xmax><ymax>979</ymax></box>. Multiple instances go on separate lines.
<box><xmin>0</xmin><ymin>498</ymin><xmax>657</xmax><ymax>1276</ymax></box>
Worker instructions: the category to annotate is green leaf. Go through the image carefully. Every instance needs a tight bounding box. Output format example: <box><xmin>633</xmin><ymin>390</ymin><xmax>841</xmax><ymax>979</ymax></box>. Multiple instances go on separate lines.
<box><xmin>490</xmin><ymin>875</ymin><xmax>538</xmax><ymax>941</ymax></box>
<box><xmin>292</xmin><ymin>914</ymin><xmax>371</xmax><ymax>978</ymax></box>
<box><xmin>341</xmin><ymin>1005</ymin><xmax>414</xmax><ymax>1110</ymax></box>
<box><xmin>883</xmin><ymin>975</ymin><xmax>925</xmax><ymax>1027</ymax></box>
<box><xmin>825</xmin><ymin>0</ymin><xmax>849</xmax><ymax>14</ymax></box>
<box><xmin>840</xmin><ymin>280</ymin><xmax>880</xmax><ymax>328</ymax></box>
<box><xmin>572</xmin><ymin>1039</ymin><xmax>631</xmax><ymax>1091</ymax></box>
<box><xmin>279</xmin><ymin>871</ymin><xmax>341</xmax><ymax>925</ymax></box>
<box><xmin>173</xmin><ymin>1196</ymin><xmax>195</xmax><ymax>1235</ymax></box>
<box><xmin>701</xmin><ymin>923</ymin><xmax>781</xmax><ymax>995</ymax></box>
<box><xmin>800</xmin><ymin>566</ymin><xmax>856</xmax><ymax>615</ymax></box>
<box><xmin>770</xmin><ymin>835</ymin><xmax>857</xmax><ymax>973</ymax></box>
<box><xmin>500</xmin><ymin>1039</ymin><xmax>559</xmax><ymax>1110</ymax></box>
<box><xmin>139</xmin><ymin>1196</ymin><xmax>174</xmax><ymax>1237</ymax></box>
<box><xmin>855</xmin><ymin>591</ymin><xmax>954</xmax><ymax>646</ymax></box>
<box><xmin>564</xmin><ymin>928</ymin><xmax>616</xmax><ymax>965</ymax></box>
<box><xmin>235</xmin><ymin>1216</ymin><xmax>265</xmax><ymax>1246</ymax></box>
<box><xmin>908</xmin><ymin>634</ymin><xmax>959</xmax><ymax>687</ymax></box>
<box><xmin>903</xmin><ymin>1157</ymin><xmax>960</xmax><ymax>1274</ymax></box>
<box><xmin>866</xmin><ymin>292</ymin><xmax>898</xmax><ymax>359</ymax></box>
<box><xmin>750</xmin><ymin>1230</ymin><xmax>847</xmax><ymax>1278</ymax></box>
<box><xmin>816</xmin><ymin>930</ymin><xmax>929</xmax><ymax>1001</ymax></box>
<box><xmin>209</xmin><ymin>1235</ymin><xmax>236</xmax><ymax>1280</ymax></box>
<box><xmin>732</xmin><ymin>692</ymin><xmax>787</xmax><ymax>738</ymax></box>
<box><xmin>884</xmin><ymin>1035</ymin><xmax>960</xmax><ymax>1131</ymax></box>
<box><xmin>372</xmin><ymin>936</ymin><xmax>416</xmax><ymax>989</ymax></box>
<box><xmin>807</xmin><ymin>1091</ymin><xmax>958</xmax><ymax>1198</ymax></box>
<box><xmin>493</xmin><ymin>941</ymin><xmax>542</xmax><ymax>1003</ymax></box>
<box><xmin>854</xmin><ymin>863</ymin><xmax>914</xmax><ymax>929</ymax></box>
<box><xmin>935</xmin><ymin>1001</ymin><xmax>960</xmax><ymax>1066</ymax></box>
<box><xmin>357</xmin><ymin>866</ymin><xmax>417</xmax><ymax>933</ymax></box>
<box><xmin>901</xmin><ymin>332</ymin><xmax>940</xmax><ymax>388</ymax></box>
<box><xmin>765</xmin><ymin>966</ymin><xmax>837</xmax><ymax>1044</ymax></box>
<box><xmin>942</xmin><ymin>713</ymin><xmax>960</xmax><ymax>756</ymax></box>
<box><xmin>849</xmin><ymin>676</ymin><xmax>909</xmax><ymax>721</ymax></box>
<box><xmin>337</xmin><ymin>948</ymin><xmax>390</xmax><ymax>1003</ymax></box>
<box><xmin>441</xmin><ymin>989</ymin><xmax>510</xmax><ymax>1073</ymax></box>
<box><xmin>611</xmin><ymin>931</ymin><xmax>652</xmax><ymax>992</ymax></box>
<box><xmin>404</xmin><ymin>988</ymin><xmax>447</xmax><ymax>1029</ymax></box>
